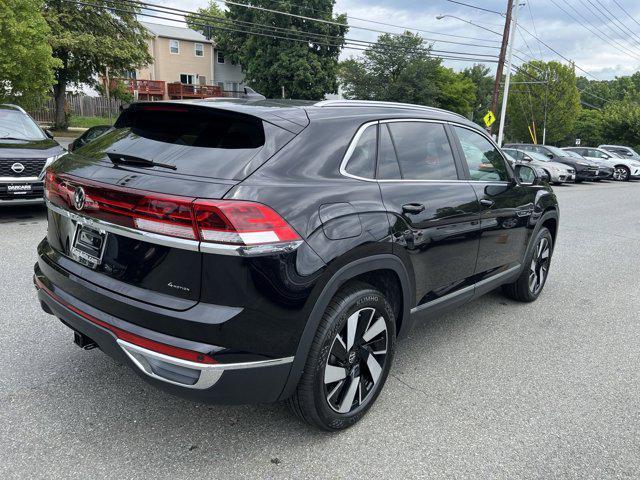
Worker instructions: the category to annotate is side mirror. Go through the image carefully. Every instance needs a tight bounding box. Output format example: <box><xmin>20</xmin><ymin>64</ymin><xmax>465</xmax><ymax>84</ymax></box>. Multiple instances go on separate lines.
<box><xmin>523</xmin><ymin>155</ymin><xmax>532</xmax><ymax>162</ymax></box>
<box><xmin>514</xmin><ymin>164</ymin><xmax>539</xmax><ymax>186</ymax></box>
<box><xmin>547</xmin><ymin>153</ymin><xmax>554</xmax><ymax>159</ymax></box>
<box><xmin>44</xmin><ymin>129</ymin><xmax>54</xmax><ymax>139</ymax></box>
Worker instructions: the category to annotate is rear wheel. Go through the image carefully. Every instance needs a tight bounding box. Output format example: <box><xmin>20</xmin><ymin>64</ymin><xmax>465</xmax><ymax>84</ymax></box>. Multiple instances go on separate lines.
<box><xmin>502</xmin><ymin>227</ymin><xmax>553</xmax><ymax>302</ymax></box>
<box><xmin>288</xmin><ymin>282</ymin><xmax>396</xmax><ymax>430</ymax></box>
<box><xmin>613</xmin><ymin>165</ymin><xmax>630</xmax><ymax>181</ymax></box>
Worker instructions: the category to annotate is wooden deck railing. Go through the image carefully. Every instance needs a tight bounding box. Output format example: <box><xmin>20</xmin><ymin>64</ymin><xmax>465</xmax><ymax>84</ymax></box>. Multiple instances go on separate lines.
<box><xmin>167</xmin><ymin>82</ymin><xmax>223</xmax><ymax>99</ymax></box>
<box><xmin>121</xmin><ymin>79</ymin><xmax>166</xmax><ymax>97</ymax></box>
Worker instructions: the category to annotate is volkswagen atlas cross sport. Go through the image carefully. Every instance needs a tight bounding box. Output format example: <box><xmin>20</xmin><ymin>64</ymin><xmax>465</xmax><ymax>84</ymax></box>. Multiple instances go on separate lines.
<box><xmin>34</xmin><ymin>100</ymin><xmax>559</xmax><ymax>430</ymax></box>
<box><xmin>0</xmin><ymin>104</ymin><xmax>65</xmax><ymax>205</ymax></box>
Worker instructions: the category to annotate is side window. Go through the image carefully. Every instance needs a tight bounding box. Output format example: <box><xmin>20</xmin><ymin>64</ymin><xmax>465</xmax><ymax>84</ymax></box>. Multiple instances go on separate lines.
<box><xmin>387</xmin><ymin>122</ymin><xmax>458</xmax><ymax>180</ymax></box>
<box><xmin>377</xmin><ymin>124</ymin><xmax>401</xmax><ymax>179</ymax></box>
<box><xmin>344</xmin><ymin>124</ymin><xmax>377</xmax><ymax>179</ymax></box>
<box><xmin>453</xmin><ymin>126</ymin><xmax>509</xmax><ymax>182</ymax></box>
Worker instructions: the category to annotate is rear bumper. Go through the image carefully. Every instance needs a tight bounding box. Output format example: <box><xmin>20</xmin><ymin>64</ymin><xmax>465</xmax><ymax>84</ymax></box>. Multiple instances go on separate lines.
<box><xmin>35</xmin><ymin>266</ymin><xmax>294</xmax><ymax>404</ymax></box>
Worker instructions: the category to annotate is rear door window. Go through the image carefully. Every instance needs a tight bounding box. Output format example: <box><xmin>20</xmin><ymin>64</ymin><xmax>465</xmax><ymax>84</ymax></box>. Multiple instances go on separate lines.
<box><xmin>386</xmin><ymin>122</ymin><xmax>459</xmax><ymax>180</ymax></box>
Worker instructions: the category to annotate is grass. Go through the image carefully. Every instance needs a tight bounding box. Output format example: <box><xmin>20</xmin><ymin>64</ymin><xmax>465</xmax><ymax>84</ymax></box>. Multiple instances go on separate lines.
<box><xmin>68</xmin><ymin>115</ymin><xmax>115</xmax><ymax>128</ymax></box>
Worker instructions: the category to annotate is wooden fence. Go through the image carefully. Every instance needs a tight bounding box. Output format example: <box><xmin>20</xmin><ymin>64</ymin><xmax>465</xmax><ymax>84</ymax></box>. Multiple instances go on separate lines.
<box><xmin>27</xmin><ymin>95</ymin><xmax>125</xmax><ymax>124</ymax></box>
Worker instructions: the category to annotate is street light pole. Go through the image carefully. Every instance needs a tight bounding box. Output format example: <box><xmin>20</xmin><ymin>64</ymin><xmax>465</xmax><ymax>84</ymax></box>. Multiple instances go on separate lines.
<box><xmin>497</xmin><ymin>1</ymin><xmax>521</xmax><ymax>147</ymax></box>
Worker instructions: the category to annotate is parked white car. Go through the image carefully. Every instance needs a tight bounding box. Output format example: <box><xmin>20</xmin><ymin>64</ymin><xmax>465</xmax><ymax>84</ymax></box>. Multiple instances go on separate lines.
<box><xmin>565</xmin><ymin>147</ymin><xmax>640</xmax><ymax>181</ymax></box>
<box><xmin>598</xmin><ymin>144</ymin><xmax>640</xmax><ymax>159</ymax></box>
<box><xmin>503</xmin><ymin>148</ymin><xmax>575</xmax><ymax>185</ymax></box>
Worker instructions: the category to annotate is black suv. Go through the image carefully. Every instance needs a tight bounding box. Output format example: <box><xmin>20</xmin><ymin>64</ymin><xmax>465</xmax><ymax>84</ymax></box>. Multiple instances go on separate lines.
<box><xmin>503</xmin><ymin>143</ymin><xmax>599</xmax><ymax>183</ymax></box>
<box><xmin>35</xmin><ymin>100</ymin><xmax>559</xmax><ymax>430</ymax></box>
<box><xmin>0</xmin><ymin>104</ymin><xmax>65</xmax><ymax>205</ymax></box>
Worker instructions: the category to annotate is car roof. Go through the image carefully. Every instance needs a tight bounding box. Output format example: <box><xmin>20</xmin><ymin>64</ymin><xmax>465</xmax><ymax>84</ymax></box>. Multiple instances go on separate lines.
<box><xmin>134</xmin><ymin>99</ymin><xmax>481</xmax><ymax>132</ymax></box>
<box><xmin>0</xmin><ymin>104</ymin><xmax>28</xmax><ymax>113</ymax></box>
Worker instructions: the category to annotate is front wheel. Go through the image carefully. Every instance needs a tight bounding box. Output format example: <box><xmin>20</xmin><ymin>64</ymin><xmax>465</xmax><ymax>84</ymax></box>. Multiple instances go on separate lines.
<box><xmin>502</xmin><ymin>227</ymin><xmax>553</xmax><ymax>302</ymax></box>
<box><xmin>613</xmin><ymin>166</ymin><xmax>630</xmax><ymax>181</ymax></box>
<box><xmin>288</xmin><ymin>282</ymin><xmax>396</xmax><ymax>430</ymax></box>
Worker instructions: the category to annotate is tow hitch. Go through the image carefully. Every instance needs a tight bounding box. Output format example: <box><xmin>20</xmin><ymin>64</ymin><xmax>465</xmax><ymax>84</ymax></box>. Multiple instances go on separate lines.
<box><xmin>74</xmin><ymin>331</ymin><xmax>98</xmax><ymax>350</ymax></box>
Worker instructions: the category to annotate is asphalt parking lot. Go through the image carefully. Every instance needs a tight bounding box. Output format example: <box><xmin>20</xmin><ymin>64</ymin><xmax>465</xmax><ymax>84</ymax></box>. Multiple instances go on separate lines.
<box><xmin>1</xmin><ymin>181</ymin><xmax>639</xmax><ymax>479</ymax></box>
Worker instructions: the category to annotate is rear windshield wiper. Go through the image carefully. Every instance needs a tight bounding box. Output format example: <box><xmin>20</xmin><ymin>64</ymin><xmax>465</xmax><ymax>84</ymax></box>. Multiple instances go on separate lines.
<box><xmin>107</xmin><ymin>152</ymin><xmax>177</xmax><ymax>170</ymax></box>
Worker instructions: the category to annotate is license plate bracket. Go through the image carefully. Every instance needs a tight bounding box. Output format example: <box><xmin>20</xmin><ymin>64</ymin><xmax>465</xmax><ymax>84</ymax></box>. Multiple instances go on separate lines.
<box><xmin>71</xmin><ymin>224</ymin><xmax>108</xmax><ymax>269</ymax></box>
<box><xmin>7</xmin><ymin>184</ymin><xmax>32</xmax><ymax>195</ymax></box>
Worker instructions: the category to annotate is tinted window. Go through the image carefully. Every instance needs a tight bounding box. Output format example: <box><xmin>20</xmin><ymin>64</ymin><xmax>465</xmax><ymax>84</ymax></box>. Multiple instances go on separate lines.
<box><xmin>454</xmin><ymin>126</ymin><xmax>509</xmax><ymax>181</ymax></box>
<box><xmin>377</xmin><ymin>124</ymin><xmax>401</xmax><ymax>179</ymax></box>
<box><xmin>387</xmin><ymin>122</ymin><xmax>458</xmax><ymax>180</ymax></box>
<box><xmin>345</xmin><ymin>124</ymin><xmax>377</xmax><ymax>178</ymax></box>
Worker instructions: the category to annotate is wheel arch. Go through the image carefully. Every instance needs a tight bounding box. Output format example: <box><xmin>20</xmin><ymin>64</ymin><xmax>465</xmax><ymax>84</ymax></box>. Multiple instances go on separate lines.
<box><xmin>278</xmin><ymin>254</ymin><xmax>413</xmax><ymax>400</ymax></box>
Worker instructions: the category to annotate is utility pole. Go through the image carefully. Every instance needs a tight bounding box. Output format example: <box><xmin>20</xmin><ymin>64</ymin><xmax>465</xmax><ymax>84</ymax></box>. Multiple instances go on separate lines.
<box><xmin>490</xmin><ymin>0</ymin><xmax>513</xmax><ymax>136</ymax></box>
<box><xmin>497</xmin><ymin>1</ymin><xmax>521</xmax><ymax>147</ymax></box>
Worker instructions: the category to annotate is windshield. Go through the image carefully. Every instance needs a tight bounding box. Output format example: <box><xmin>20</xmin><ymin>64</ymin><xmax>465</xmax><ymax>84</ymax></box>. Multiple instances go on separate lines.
<box><xmin>545</xmin><ymin>146</ymin><xmax>566</xmax><ymax>156</ymax></box>
<box><xmin>562</xmin><ymin>150</ymin><xmax>583</xmax><ymax>159</ymax></box>
<box><xmin>0</xmin><ymin>108</ymin><xmax>45</xmax><ymax>140</ymax></box>
<box><xmin>527</xmin><ymin>150</ymin><xmax>553</xmax><ymax>162</ymax></box>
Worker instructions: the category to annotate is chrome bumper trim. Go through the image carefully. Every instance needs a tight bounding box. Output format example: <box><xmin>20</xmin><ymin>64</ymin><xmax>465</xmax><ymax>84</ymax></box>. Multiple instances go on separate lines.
<box><xmin>47</xmin><ymin>201</ymin><xmax>302</xmax><ymax>256</ymax></box>
<box><xmin>117</xmin><ymin>339</ymin><xmax>293</xmax><ymax>390</ymax></box>
<box><xmin>0</xmin><ymin>176</ymin><xmax>41</xmax><ymax>183</ymax></box>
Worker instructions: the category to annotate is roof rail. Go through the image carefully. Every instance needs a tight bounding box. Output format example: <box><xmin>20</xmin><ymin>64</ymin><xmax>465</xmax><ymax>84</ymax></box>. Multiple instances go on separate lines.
<box><xmin>314</xmin><ymin>99</ymin><xmax>469</xmax><ymax>121</ymax></box>
<box><xmin>0</xmin><ymin>103</ymin><xmax>28</xmax><ymax>114</ymax></box>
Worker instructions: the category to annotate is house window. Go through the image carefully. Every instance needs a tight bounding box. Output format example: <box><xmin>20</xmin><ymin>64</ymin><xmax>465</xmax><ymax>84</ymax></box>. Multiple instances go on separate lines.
<box><xmin>180</xmin><ymin>73</ymin><xmax>195</xmax><ymax>84</ymax></box>
<box><xmin>194</xmin><ymin>43</ymin><xmax>204</xmax><ymax>57</ymax></box>
<box><xmin>217</xmin><ymin>51</ymin><xmax>225</xmax><ymax>64</ymax></box>
<box><xmin>170</xmin><ymin>39</ymin><xmax>180</xmax><ymax>54</ymax></box>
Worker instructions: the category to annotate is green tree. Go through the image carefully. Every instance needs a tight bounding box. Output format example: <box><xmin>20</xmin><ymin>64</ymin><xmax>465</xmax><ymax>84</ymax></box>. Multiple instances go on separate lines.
<box><xmin>461</xmin><ymin>64</ymin><xmax>493</xmax><ymax>124</ymax></box>
<box><xmin>564</xmin><ymin>108</ymin><xmax>604</xmax><ymax>146</ymax></box>
<box><xmin>0</xmin><ymin>0</ymin><xmax>60</xmax><ymax>105</ymax></box>
<box><xmin>215</xmin><ymin>0</ymin><xmax>346</xmax><ymax>99</ymax></box>
<box><xmin>185</xmin><ymin>1</ymin><xmax>225</xmax><ymax>41</ymax></box>
<box><xmin>44</xmin><ymin>0</ymin><xmax>152</xmax><ymax>129</ymax></box>
<box><xmin>506</xmin><ymin>61</ymin><xmax>580</xmax><ymax>144</ymax></box>
<box><xmin>601</xmin><ymin>101</ymin><xmax>640</xmax><ymax>151</ymax></box>
<box><xmin>339</xmin><ymin>32</ymin><xmax>476</xmax><ymax>117</ymax></box>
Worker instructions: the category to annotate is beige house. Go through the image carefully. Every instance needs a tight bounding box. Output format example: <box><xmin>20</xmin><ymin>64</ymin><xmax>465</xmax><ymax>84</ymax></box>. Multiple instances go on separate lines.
<box><xmin>128</xmin><ymin>22</ymin><xmax>245</xmax><ymax>100</ymax></box>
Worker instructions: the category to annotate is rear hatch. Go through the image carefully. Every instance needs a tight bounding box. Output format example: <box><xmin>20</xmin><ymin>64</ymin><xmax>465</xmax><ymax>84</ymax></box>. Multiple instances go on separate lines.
<box><xmin>42</xmin><ymin>102</ymin><xmax>305</xmax><ymax>310</ymax></box>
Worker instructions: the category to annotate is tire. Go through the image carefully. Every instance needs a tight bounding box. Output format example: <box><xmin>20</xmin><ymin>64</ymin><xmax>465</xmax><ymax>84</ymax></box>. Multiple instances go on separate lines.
<box><xmin>575</xmin><ymin>179</ymin><xmax>583</xmax><ymax>183</ymax></box>
<box><xmin>613</xmin><ymin>165</ymin><xmax>630</xmax><ymax>182</ymax></box>
<box><xmin>502</xmin><ymin>227</ymin><xmax>553</xmax><ymax>303</ymax></box>
<box><xmin>553</xmin><ymin>182</ymin><xmax>562</xmax><ymax>186</ymax></box>
<box><xmin>287</xmin><ymin>282</ymin><xmax>396</xmax><ymax>430</ymax></box>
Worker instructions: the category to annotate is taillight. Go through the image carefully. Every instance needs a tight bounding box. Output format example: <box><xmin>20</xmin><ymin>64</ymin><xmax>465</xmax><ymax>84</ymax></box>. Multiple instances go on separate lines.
<box><xmin>45</xmin><ymin>172</ymin><xmax>301</xmax><ymax>247</ymax></box>
<box><xmin>194</xmin><ymin>200</ymin><xmax>301</xmax><ymax>245</ymax></box>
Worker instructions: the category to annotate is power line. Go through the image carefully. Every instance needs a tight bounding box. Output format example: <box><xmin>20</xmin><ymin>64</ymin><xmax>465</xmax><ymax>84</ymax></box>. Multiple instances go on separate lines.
<box><xmin>591</xmin><ymin>0</ymin><xmax>640</xmax><ymax>47</ymax></box>
<box><xmin>549</xmin><ymin>0</ymin><xmax>640</xmax><ymax>62</ymax></box>
<box><xmin>444</xmin><ymin>0</ymin><xmax>505</xmax><ymax>16</ymax></box>
<box><xmin>70</xmin><ymin>0</ymin><xmax>500</xmax><ymax>64</ymax></box>
<box><xmin>611</xmin><ymin>0</ymin><xmax>640</xmax><ymax>31</ymax></box>
<box><xmin>577</xmin><ymin>0</ymin><xmax>640</xmax><ymax>51</ymax></box>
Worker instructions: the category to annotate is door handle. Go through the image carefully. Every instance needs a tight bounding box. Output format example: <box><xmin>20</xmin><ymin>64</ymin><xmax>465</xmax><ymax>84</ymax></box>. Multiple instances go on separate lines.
<box><xmin>402</xmin><ymin>203</ymin><xmax>426</xmax><ymax>214</ymax></box>
<box><xmin>480</xmin><ymin>199</ymin><xmax>495</xmax><ymax>208</ymax></box>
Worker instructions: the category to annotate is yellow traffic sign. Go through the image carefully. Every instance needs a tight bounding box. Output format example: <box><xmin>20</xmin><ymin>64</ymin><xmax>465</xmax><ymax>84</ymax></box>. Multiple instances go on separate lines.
<box><xmin>483</xmin><ymin>111</ymin><xmax>496</xmax><ymax>128</ymax></box>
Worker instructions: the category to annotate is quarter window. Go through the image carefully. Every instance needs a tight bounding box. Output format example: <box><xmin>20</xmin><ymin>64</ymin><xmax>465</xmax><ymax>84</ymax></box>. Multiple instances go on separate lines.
<box><xmin>194</xmin><ymin>43</ymin><xmax>204</xmax><ymax>57</ymax></box>
<box><xmin>217</xmin><ymin>51</ymin><xmax>225</xmax><ymax>63</ymax></box>
<box><xmin>169</xmin><ymin>39</ymin><xmax>179</xmax><ymax>54</ymax></box>
<box><xmin>453</xmin><ymin>126</ymin><xmax>509</xmax><ymax>182</ymax></box>
<box><xmin>386</xmin><ymin>122</ymin><xmax>458</xmax><ymax>180</ymax></box>
<box><xmin>344</xmin><ymin>124</ymin><xmax>377</xmax><ymax>179</ymax></box>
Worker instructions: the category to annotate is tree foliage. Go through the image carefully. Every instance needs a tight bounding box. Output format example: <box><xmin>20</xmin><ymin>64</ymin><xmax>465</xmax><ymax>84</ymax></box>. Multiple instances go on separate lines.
<box><xmin>185</xmin><ymin>1</ymin><xmax>225</xmax><ymax>41</ymax></box>
<box><xmin>338</xmin><ymin>32</ymin><xmax>476</xmax><ymax>117</ymax></box>
<box><xmin>461</xmin><ymin>64</ymin><xmax>493</xmax><ymax>124</ymax></box>
<box><xmin>506</xmin><ymin>61</ymin><xmax>580</xmax><ymax>144</ymax></box>
<box><xmin>44</xmin><ymin>0</ymin><xmax>152</xmax><ymax>129</ymax></box>
<box><xmin>0</xmin><ymin>0</ymin><xmax>60</xmax><ymax>104</ymax></box>
<box><xmin>215</xmin><ymin>0</ymin><xmax>347</xmax><ymax>100</ymax></box>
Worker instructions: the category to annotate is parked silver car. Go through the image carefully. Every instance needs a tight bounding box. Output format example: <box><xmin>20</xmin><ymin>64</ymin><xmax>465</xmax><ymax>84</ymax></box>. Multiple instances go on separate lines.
<box><xmin>503</xmin><ymin>148</ymin><xmax>575</xmax><ymax>185</ymax></box>
<box><xmin>576</xmin><ymin>146</ymin><xmax>640</xmax><ymax>181</ymax></box>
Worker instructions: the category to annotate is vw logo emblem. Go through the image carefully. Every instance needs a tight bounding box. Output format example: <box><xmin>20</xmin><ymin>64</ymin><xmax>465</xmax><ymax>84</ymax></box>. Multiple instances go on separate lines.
<box><xmin>11</xmin><ymin>163</ymin><xmax>25</xmax><ymax>174</ymax></box>
<box><xmin>73</xmin><ymin>186</ymin><xmax>86</xmax><ymax>211</ymax></box>
<box><xmin>348</xmin><ymin>351</ymin><xmax>357</xmax><ymax>364</ymax></box>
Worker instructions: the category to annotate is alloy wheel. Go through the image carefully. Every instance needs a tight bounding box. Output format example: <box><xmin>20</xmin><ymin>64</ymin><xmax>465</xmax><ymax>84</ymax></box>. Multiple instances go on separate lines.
<box><xmin>324</xmin><ymin>307</ymin><xmax>388</xmax><ymax>414</ymax></box>
<box><xmin>529</xmin><ymin>237</ymin><xmax>551</xmax><ymax>295</ymax></box>
<box><xmin>613</xmin><ymin>167</ymin><xmax>629</xmax><ymax>181</ymax></box>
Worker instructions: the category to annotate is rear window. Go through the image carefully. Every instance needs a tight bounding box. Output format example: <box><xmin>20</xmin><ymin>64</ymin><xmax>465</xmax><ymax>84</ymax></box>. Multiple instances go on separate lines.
<box><xmin>75</xmin><ymin>104</ymin><xmax>294</xmax><ymax>180</ymax></box>
<box><xmin>115</xmin><ymin>105</ymin><xmax>265</xmax><ymax>148</ymax></box>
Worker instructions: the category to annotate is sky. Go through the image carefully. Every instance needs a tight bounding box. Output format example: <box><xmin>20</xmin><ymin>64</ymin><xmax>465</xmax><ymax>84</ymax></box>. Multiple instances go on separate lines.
<box><xmin>150</xmin><ymin>0</ymin><xmax>640</xmax><ymax>80</ymax></box>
